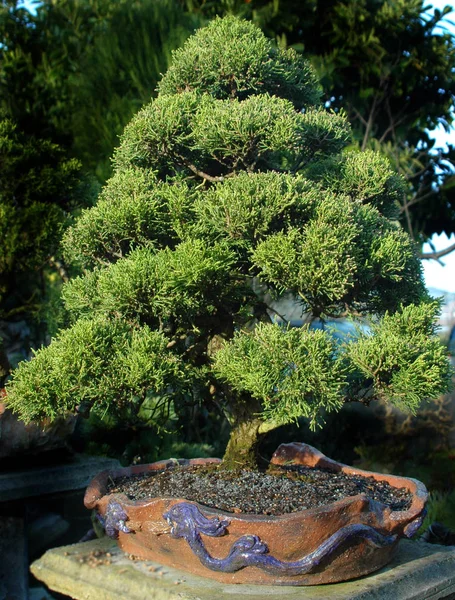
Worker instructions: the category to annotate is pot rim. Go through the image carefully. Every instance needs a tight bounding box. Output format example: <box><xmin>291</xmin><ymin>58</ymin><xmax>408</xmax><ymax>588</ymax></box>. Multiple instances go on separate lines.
<box><xmin>84</xmin><ymin>443</ymin><xmax>427</xmax><ymax>528</ymax></box>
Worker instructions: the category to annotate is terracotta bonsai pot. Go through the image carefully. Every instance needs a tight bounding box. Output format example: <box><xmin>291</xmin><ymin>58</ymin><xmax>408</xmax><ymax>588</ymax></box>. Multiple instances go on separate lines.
<box><xmin>84</xmin><ymin>442</ymin><xmax>428</xmax><ymax>585</ymax></box>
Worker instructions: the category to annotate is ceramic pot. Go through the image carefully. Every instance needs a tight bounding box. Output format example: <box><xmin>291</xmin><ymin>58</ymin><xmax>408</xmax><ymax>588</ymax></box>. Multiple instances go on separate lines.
<box><xmin>84</xmin><ymin>442</ymin><xmax>427</xmax><ymax>585</ymax></box>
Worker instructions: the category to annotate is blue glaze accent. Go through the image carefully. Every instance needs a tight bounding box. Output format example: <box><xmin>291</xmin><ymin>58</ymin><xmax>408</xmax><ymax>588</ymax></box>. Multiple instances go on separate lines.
<box><xmin>404</xmin><ymin>509</ymin><xmax>426</xmax><ymax>538</ymax></box>
<box><xmin>163</xmin><ymin>502</ymin><xmax>397</xmax><ymax>575</ymax></box>
<box><xmin>101</xmin><ymin>501</ymin><xmax>132</xmax><ymax>539</ymax></box>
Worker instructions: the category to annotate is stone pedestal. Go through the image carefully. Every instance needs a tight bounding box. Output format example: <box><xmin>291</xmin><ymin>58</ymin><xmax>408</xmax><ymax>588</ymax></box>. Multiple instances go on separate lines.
<box><xmin>31</xmin><ymin>537</ymin><xmax>455</xmax><ymax>600</ymax></box>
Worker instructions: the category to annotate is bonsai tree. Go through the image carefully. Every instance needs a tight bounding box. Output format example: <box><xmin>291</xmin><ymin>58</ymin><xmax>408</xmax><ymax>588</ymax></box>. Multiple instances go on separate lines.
<box><xmin>5</xmin><ymin>16</ymin><xmax>452</xmax><ymax>471</ymax></box>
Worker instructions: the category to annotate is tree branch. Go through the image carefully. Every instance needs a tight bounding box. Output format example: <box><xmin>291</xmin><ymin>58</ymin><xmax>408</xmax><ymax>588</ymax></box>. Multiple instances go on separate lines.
<box><xmin>377</xmin><ymin>111</ymin><xmax>408</xmax><ymax>144</ymax></box>
<box><xmin>258</xmin><ymin>419</ymin><xmax>282</xmax><ymax>435</ymax></box>
<box><xmin>177</xmin><ymin>155</ymin><xmax>230</xmax><ymax>182</ymax></box>
<box><xmin>420</xmin><ymin>242</ymin><xmax>455</xmax><ymax>261</ymax></box>
<box><xmin>49</xmin><ymin>256</ymin><xmax>69</xmax><ymax>283</ymax></box>
<box><xmin>361</xmin><ymin>93</ymin><xmax>379</xmax><ymax>151</ymax></box>
<box><xmin>400</xmin><ymin>189</ymin><xmax>437</xmax><ymax>212</ymax></box>
<box><xmin>401</xmin><ymin>193</ymin><xmax>415</xmax><ymax>240</ymax></box>
<box><xmin>263</xmin><ymin>303</ymin><xmax>289</xmax><ymax>324</ymax></box>
<box><xmin>404</xmin><ymin>165</ymin><xmax>431</xmax><ymax>182</ymax></box>
<box><xmin>350</xmin><ymin>106</ymin><xmax>368</xmax><ymax>127</ymax></box>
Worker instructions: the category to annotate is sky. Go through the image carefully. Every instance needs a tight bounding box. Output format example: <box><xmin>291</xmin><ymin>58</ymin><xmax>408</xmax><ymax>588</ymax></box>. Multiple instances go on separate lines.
<box><xmin>17</xmin><ymin>0</ymin><xmax>455</xmax><ymax>292</ymax></box>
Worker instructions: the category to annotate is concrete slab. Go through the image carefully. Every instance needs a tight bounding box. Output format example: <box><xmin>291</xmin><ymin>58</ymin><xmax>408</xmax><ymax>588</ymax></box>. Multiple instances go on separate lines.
<box><xmin>31</xmin><ymin>537</ymin><xmax>455</xmax><ymax>600</ymax></box>
<box><xmin>0</xmin><ymin>455</ymin><xmax>120</xmax><ymax>503</ymax></box>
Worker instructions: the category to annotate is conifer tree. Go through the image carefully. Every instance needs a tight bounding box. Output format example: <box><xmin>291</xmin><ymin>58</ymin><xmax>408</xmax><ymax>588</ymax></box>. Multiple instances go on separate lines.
<box><xmin>6</xmin><ymin>17</ymin><xmax>452</xmax><ymax>470</ymax></box>
<box><xmin>0</xmin><ymin>111</ymin><xmax>85</xmax><ymax>329</ymax></box>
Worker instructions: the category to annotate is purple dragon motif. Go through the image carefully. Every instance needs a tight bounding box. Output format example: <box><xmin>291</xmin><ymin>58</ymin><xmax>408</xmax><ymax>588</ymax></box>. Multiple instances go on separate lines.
<box><xmin>163</xmin><ymin>502</ymin><xmax>397</xmax><ymax>575</ymax></box>
<box><xmin>97</xmin><ymin>501</ymin><xmax>132</xmax><ymax>539</ymax></box>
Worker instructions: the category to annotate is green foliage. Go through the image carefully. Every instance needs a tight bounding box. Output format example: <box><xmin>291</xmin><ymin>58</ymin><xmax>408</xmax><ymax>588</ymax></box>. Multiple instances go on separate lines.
<box><xmin>0</xmin><ymin>0</ymin><xmax>200</xmax><ymax>182</ymax></box>
<box><xmin>252</xmin><ymin>197</ymin><xmax>359</xmax><ymax>312</ymax></box>
<box><xmin>305</xmin><ymin>150</ymin><xmax>404</xmax><ymax>220</ymax></box>
<box><xmin>214</xmin><ymin>303</ymin><xmax>452</xmax><ymax>432</ymax></box>
<box><xmin>309</xmin><ymin>0</ymin><xmax>455</xmax><ymax>242</ymax></box>
<box><xmin>214</xmin><ymin>322</ymin><xmax>345</xmax><ymax>429</ymax></box>
<box><xmin>6</xmin><ymin>16</ymin><xmax>452</xmax><ymax>469</ymax></box>
<box><xmin>0</xmin><ymin>113</ymin><xmax>85</xmax><ymax>312</ymax></box>
<box><xmin>114</xmin><ymin>92</ymin><xmax>349</xmax><ymax>179</ymax></box>
<box><xmin>113</xmin><ymin>92</ymin><xmax>200</xmax><ymax>175</ymax></box>
<box><xmin>180</xmin><ymin>0</ymin><xmax>455</xmax><ymax>242</ymax></box>
<box><xmin>62</xmin><ymin>241</ymin><xmax>240</xmax><ymax>329</ymax></box>
<box><xmin>0</xmin><ymin>116</ymin><xmax>81</xmax><ymax>272</ymax></box>
<box><xmin>192</xmin><ymin>94</ymin><xmax>301</xmax><ymax>169</ymax></box>
<box><xmin>193</xmin><ymin>171</ymin><xmax>317</xmax><ymax>248</ymax></box>
<box><xmin>158</xmin><ymin>15</ymin><xmax>321</xmax><ymax>108</ymax></box>
<box><xmin>252</xmin><ymin>198</ymin><xmax>426</xmax><ymax>316</ymax></box>
<box><xmin>345</xmin><ymin>303</ymin><xmax>452</xmax><ymax>411</ymax></box>
<box><xmin>297</xmin><ymin>107</ymin><xmax>351</xmax><ymax>161</ymax></box>
<box><xmin>5</xmin><ymin>0</ymin><xmax>453</xmax><ymax>240</ymax></box>
<box><xmin>421</xmin><ymin>490</ymin><xmax>455</xmax><ymax>535</ymax></box>
<box><xmin>6</xmin><ymin>316</ymin><xmax>184</xmax><ymax>423</ymax></box>
<box><xmin>62</xmin><ymin>169</ymin><xmax>193</xmax><ymax>269</ymax></box>
<box><xmin>67</xmin><ymin>0</ymin><xmax>200</xmax><ymax>181</ymax></box>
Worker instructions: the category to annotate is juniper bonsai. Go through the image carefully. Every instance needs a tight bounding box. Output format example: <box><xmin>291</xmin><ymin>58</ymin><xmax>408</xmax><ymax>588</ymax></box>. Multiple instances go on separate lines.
<box><xmin>6</xmin><ymin>16</ymin><xmax>452</xmax><ymax>470</ymax></box>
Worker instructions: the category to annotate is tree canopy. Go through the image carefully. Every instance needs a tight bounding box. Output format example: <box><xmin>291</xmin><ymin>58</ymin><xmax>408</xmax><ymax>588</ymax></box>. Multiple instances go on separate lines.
<box><xmin>179</xmin><ymin>0</ymin><xmax>455</xmax><ymax>252</ymax></box>
<box><xmin>3</xmin><ymin>0</ymin><xmax>453</xmax><ymax>242</ymax></box>
<box><xmin>0</xmin><ymin>112</ymin><xmax>83</xmax><ymax>293</ymax></box>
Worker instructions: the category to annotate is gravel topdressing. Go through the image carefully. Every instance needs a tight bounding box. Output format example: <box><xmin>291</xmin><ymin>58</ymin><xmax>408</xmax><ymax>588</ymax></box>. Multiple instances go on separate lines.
<box><xmin>107</xmin><ymin>463</ymin><xmax>412</xmax><ymax>516</ymax></box>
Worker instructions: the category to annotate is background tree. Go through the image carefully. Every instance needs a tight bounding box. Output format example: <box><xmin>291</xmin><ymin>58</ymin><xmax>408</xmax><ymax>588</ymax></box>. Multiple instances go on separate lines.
<box><xmin>67</xmin><ymin>0</ymin><xmax>200</xmax><ymax>181</ymax></box>
<box><xmin>0</xmin><ymin>0</ymin><xmax>200</xmax><ymax>376</ymax></box>
<box><xmin>1</xmin><ymin>0</ymin><xmax>201</xmax><ymax>180</ymax></box>
<box><xmin>6</xmin><ymin>17</ymin><xmax>451</xmax><ymax>470</ymax></box>
<box><xmin>0</xmin><ymin>113</ymin><xmax>83</xmax><ymax>303</ymax></box>
<box><xmin>0</xmin><ymin>0</ymin><xmax>88</xmax><ymax>369</ymax></box>
<box><xmin>0</xmin><ymin>110</ymin><xmax>87</xmax><ymax>384</ymax></box>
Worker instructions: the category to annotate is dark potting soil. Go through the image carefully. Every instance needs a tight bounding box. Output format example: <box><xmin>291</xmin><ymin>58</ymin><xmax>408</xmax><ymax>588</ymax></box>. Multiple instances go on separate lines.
<box><xmin>107</xmin><ymin>463</ymin><xmax>412</xmax><ymax>516</ymax></box>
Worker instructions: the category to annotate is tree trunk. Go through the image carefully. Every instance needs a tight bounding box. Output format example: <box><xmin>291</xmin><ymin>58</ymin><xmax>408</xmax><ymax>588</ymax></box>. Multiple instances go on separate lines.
<box><xmin>221</xmin><ymin>398</ymin><xmax>264</xmax><ymax>471</ymax></box>
<box><xmin>221</xmin><ymin>416</ymin><xmax>264</xmax><ymax>471</ymax></box>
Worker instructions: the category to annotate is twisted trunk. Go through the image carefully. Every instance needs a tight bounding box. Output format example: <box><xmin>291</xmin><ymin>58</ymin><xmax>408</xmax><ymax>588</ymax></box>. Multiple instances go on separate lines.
<box><xmin>220</xmin><ymin>398</ymin><xmax>280</xmax><ymax>471</ymax></box>
<box><xmin>221</xmin><ymin>416</ymin><xmax>265</xmax><ymax>471</ymax></box>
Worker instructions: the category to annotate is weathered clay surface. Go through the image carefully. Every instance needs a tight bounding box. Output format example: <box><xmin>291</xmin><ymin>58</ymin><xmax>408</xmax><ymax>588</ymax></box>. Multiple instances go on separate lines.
<box><xmin>84</xmin><ymin>443</ymin><xmax>428</xmax><ymax>586</ymax></box>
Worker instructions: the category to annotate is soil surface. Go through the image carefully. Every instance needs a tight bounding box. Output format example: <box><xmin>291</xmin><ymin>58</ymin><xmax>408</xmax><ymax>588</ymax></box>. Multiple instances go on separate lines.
<box><xmin>107</xmin><ymin>463</ymin><xmax>412</xmax><ymax>516</ymax></box>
